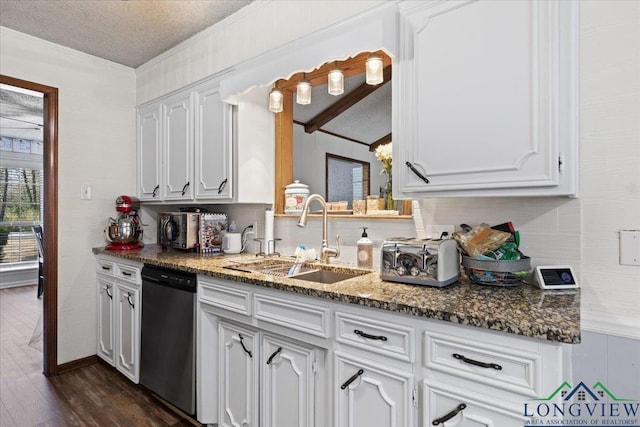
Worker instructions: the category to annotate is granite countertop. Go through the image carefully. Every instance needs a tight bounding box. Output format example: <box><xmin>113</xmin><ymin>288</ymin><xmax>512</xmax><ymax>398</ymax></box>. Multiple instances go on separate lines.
<box><xmin>93</xmin><ymin>245</ymin><xmax>581</xmax><ymax>344</ymax></box>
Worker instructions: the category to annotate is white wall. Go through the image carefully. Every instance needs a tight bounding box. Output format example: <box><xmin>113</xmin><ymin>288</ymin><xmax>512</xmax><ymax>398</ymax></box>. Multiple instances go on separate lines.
<box><xmin>0</xmin><ymin>28</ymin><xmax>136</xmax><ymax>363</ymax></box>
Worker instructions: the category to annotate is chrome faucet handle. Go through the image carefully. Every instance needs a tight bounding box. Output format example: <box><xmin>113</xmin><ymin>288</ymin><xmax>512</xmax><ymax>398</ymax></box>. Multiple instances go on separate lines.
<box><xmin>322</xmin><ymin>234</ymin><xmax>341</xmax><ymax>262</ymax></box>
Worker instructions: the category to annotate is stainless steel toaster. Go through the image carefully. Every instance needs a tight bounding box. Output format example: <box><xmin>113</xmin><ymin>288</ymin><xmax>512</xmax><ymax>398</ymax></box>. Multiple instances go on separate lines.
<box><xmin>380</xmin><ymin>237</ymin><xmax>460</xmax><ymax>287</ymax></box>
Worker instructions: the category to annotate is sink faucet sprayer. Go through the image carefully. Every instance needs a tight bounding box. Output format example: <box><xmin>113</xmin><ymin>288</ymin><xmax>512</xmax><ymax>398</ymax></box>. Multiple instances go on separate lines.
<box><xmin>297</xmin><ymin>194</ymin><xmax>340</xmax><ymax>263</ymax></box>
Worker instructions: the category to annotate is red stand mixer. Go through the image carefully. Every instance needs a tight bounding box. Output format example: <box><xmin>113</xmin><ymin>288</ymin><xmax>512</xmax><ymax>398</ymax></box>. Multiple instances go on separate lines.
<box><xmin>105</xmin><ymin>195</ymin><xmax>144</xmax><ymax>250</ymax></box>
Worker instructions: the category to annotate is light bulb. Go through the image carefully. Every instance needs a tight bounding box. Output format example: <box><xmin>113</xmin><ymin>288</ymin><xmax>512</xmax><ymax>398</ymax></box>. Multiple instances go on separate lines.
<box><xmin>366</xmin><ymin>53</ymin><xmax>384</xmax><ymax>85</ymax></box>
<box><xmin>328</xmin><ymin>66</ymin><xmax>344</xmax><ymax>96</ymax></box>
<box><xmin>269</xmin><ymin>87</ymin><xmax>283</xmax><ymax>113</ymax></box>
<box><xmin>296</xmin><ymin>78</ymin><xmax>311</xmax><ymax>105</ymax></box>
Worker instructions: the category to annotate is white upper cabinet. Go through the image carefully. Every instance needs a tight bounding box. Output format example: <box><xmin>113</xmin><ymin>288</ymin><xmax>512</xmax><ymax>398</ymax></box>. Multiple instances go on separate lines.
<box><xmin>396</xmin><ymin>0</ymin><xmax>578</xmax><ymax>197</ymax></box>
<box><xmin>163</xmin><ymin>91</ymin><xmax>194</xmax><ymax>201</ymax></box>
<box><xmin>194</xmin><ymin>80</ymin><xmax>233</xmax><ymax>200</ymax></box>
<box><xmin>136</xmin><ymin>103</ymin><xmax>162</xmax><ymax>201</ymax></box>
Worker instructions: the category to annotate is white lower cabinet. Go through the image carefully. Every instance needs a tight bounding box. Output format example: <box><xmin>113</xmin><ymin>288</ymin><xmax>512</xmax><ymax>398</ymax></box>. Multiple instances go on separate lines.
<box><xmin>261</xmin><ymin>334</ymin><xmax>317</xmax><ymax>427</ymax></box>
<box><xmin>215</xmin><ymin>320</ymin><xmax>320</xmax><ymax>427</ymax></box>
<box><xmin>95</xmin><ymin>255</ymin><xmax>142</xmax><ymax>383</ymax></box>
<box><xmin>197</xmin><ymin>276</ymin><xmax>570</xmax><ymax>427</ymax></box>
<box><xmin>335</xmin><ymin>351</ymin><xmax>415</xmax><ymax>427</ymax></box>
<box><xmin>218</xmin><ymin>321</ymin><xmax>259</xmax><ymax>427</ymax></box>
<box><xmin>96</xmin><ymin>276</ymin><xmax>115</xmax><ymax>363</ymax></box>
<box><xmin>114</xmin><ymin>282</ymin><xmax>140</xmax><ymax>382</ymax></box>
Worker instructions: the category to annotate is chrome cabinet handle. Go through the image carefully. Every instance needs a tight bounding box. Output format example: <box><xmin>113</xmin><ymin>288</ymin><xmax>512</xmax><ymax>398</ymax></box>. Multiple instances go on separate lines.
<box><xmin>354</xmin><ymin>329</ymin><xmax>388</xmax><ymax>341</ymax></box>
<box><xmin>433</xmin><ymin>403</ymin><xmax>466</xmax><ymax>425</ymax></box>
<box><xmin>102</xmin><ymin>266</ymin><xmax>111</xmax><ymax>271</ymax></box>
<box><xmin>453</xmin><ymin>353</ymin><xmax>502</xmax><ymax>370</ymax></box>
<box><xmin>340</xmin><ymin>369</ymin><xmax>364</xmax><ymax>390</ymax></box>
<box><xmin>121</xmin><ymin>271</ymin><xmax>132</xmax><ymax>277</ymax></box>
<box><xmin>238</xmin><ymin>334</ymin><xmax>252</xmax><ymax>358</ymax></box>
<box><xmin>406</xmin><ymin>161</ymin><xmax>430</xmax><ymax>184</ymax></box>
<box><xmin>266</xmin><ymin>347</ymin><xmax>282</xmax><ymax>365</ymax></box>
<box><xmin>217</xmin><ymin>178</ymin><xmax>228</xmax><ymax>194</ymax></box>
<box><xmin>181</xmin><ymin>182</ymin><xmax>190</xmax><ymax>196</ymax></box>
<box><xmin>127</xmin><ymin>293</ymin><xmax>135</xmax><ymax>308</ymax></box>
<box><xmin>152</xmin><ymin>185</ymin><xmax>159</xmax><ymax>198</ymax></box>
<box><xmin>105</xmin><ymin>286</ymin><xmax>112</xmax><ymax>299</ymax></box>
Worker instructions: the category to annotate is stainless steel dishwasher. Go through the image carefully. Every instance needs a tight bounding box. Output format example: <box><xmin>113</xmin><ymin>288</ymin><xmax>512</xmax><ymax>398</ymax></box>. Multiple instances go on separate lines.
<box><xmin>140</xmin><ymin>265</ymin><xmax>197</xmax><ymax>416</ymax></box>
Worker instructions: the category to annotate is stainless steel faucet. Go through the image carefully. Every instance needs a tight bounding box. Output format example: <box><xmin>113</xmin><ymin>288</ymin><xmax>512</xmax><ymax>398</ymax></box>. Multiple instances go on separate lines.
<box><xmin>297</xmin><ymin>194</ymin><xmax>340</xmax><ymax>263</ymax></box>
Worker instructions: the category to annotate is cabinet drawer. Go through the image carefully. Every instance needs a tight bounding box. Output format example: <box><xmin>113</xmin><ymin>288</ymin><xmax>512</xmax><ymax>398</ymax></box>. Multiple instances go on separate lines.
<box><xmin>423</xmin><ymin>380</ymin><xmax>527</xmax><ymax>427</ymax></box>
<box><xmin>335</xmin><ymin>311</ymin><xmax>414</xmax><ymax>363</ymax></box>
<box><xmin>254</xmin><ymin>293</ymin><xmax>329</xmax><ymax>338</ymax></box>
<box><xmin>199</xmin><ymin>280</ymin><xmax>251</xmax><ymax>316</ymax></box>
<box><xmin>96</xmin><ymin>259</ymin><xmax>116</xmax><ymax>277</ymax></box>
<box><xmin>115</xmin><ymin>263</ymin><xmax>141</xmax><ymax>285</ymax></box>
<box><xmin>424</xmin><ymin>331</ymin><xmax>542</xmax><ymax>398</ymax></box>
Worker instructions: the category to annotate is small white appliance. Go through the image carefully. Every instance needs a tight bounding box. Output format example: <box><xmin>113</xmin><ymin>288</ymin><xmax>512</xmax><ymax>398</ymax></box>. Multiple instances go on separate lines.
<box><xmin>222</xmin><ymin>232</ymin><xmax>242</xmax><ymax>254</ymax></box>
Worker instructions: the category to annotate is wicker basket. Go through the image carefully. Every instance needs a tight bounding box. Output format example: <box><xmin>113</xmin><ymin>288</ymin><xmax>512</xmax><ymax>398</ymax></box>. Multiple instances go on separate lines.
<box><xmin>462</xmin><ymin>255</ymin><xmax>531</xmax><ymax>286</ymax></box>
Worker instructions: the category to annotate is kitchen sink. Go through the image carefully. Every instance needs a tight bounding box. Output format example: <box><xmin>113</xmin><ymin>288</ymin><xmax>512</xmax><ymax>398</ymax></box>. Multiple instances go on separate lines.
<box><xmin>224</xmin><ymin>258</ymin><xmax>368</xmax><ymax>283</ymax></box>
<box><xmin>291</xmin><ymin>269</ymin><xmax>366</xmax><ymax>284</ymax></box>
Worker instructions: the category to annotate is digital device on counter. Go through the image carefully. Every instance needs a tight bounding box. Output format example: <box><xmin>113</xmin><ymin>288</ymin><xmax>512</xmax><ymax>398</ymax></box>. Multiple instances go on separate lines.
<box><xmin>534</xmin><ymin>265</ymin><xmax>579</xmax><ymax>290</ymax></box>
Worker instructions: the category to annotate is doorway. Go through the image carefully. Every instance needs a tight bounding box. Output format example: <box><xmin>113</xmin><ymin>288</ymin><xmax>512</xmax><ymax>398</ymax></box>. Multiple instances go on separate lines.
<box><xmin>0</xmin><ymin>74</ymin><xmax>58</xmax><ymax>376</ymax></box>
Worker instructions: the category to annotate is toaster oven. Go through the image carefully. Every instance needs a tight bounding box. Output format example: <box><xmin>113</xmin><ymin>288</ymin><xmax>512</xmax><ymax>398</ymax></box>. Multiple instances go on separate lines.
<box><xmin>158</xmin><ymin>212</ymin><xmax>200</xmax><ymax>250</ymax></box>
<box><xmin>381</xmin><ymin>237</ymin><xmax>460</xmax><ymax>287</ymax></box>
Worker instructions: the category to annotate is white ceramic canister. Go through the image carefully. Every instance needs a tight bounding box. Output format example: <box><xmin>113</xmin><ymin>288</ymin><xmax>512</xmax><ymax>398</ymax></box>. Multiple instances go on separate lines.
<box><xmin>284</xmin><ymin>180</ymin><xmax>310</xmax><ymax>213</ymax></box>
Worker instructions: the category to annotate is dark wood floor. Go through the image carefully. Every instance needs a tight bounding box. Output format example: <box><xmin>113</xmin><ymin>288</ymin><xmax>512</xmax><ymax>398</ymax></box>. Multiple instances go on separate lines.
<box><xmin>0</xmin><ymin>285</ymin><xmax>196</xmax><ymax>426</ymax></box>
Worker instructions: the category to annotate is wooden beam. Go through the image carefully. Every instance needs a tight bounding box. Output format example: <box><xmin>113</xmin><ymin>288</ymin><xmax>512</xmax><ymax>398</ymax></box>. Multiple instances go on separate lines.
<box><xmin>274</xmin><ymin>88</ymin><xmax>294</xmax><ymax>215</ymax></box>
<box><xmin>304</xmin><ymin>65</ymin><xmax>392</xmax><ymax>134</ymax></box>
<box><xmin>369</xmin><ymin>133</ymin><xmax>392</xmax><ymax>152</ymax></box>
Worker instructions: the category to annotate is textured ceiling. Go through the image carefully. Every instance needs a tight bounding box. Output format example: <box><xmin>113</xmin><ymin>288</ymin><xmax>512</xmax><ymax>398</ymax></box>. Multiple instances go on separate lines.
<box><xmin>0</xmin><ymin>0</ymin><xmax>252</xmax><ymax>68</ymax></box>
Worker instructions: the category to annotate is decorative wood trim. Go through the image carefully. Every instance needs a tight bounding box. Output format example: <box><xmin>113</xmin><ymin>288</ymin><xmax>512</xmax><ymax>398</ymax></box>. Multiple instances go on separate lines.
<box><xmin>57</xmin><ymin>355</ymin><xmax>100</xmax><ymax>375</ymax></box>
<box><xmin>0</xmin><ymin>74</ymin><xmax>59</xmax><ymax>377</ymax></box>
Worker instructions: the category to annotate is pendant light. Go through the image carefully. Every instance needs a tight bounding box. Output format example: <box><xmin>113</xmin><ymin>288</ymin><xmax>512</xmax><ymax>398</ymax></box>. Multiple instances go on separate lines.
<box><xmin>296</xmin><ymin>75</ymin><xmax>311</xmax><ymax>105</ymax></box>
<box><xmin>366</xmin><ymin>53</ymin><xmax>384</xmax><ymax>85</ymax></box>
<box><xmin>269</xmin><ymin>85</ymin><xmax>283</xmax><ymax>113</ymax></box>
<box><xmin>327</xmin><ymin>62</ymin><xmax>344</xmax><ymax>96</ymax></box>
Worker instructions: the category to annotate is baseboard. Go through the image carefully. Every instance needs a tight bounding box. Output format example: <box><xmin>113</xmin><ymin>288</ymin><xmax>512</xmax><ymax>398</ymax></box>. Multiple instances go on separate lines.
<box><xmin>57</xmin><ymin>354</ymin><xmax>100</xmax><ymax>375</ymax></box>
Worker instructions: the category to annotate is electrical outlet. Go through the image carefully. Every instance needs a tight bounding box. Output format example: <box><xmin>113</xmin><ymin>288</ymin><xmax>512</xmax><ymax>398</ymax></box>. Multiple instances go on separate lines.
<box><xmin>424</xmin><ymin>225</ymin><xmax>455</xmax><ymax>239</ymax></box>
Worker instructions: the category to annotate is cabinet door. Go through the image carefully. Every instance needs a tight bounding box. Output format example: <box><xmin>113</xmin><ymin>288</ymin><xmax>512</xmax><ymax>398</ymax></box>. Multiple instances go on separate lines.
<box><xmin>96</xmin><ymin>277</ymin><xmax>115</xmax><ymax>365</ymax></box>
<box><xmin>218</xmin><ymin>321</ymin><xmax>259</xmax><ymax>427</ymax></box>
<box><xmin>136</xmin><ymin>103</ymin><xmax>162</xmax><ymax>201</ymax></box>
<box><xmin>261</xmin><ymin>334</ymin><xmax>316</xmax><ymax>427</ymax></box>
<box><xmin>335</xmin><ymin>352</ymin><xmax>414</xmax><ymax>427</ymax></box>
<box><xmin>163</xmin><ymin>92</ymin><xmax>193</xmax><ymax>200</ymax></box>
<box><xmin>115</xmin><ymin>283</ymin><xmax>140</xmax><ymax>383</ymax></box>
<box><xmin>194</xmin><ymin>82</ymin><xmax>233</xmax><ymax>200</ymax></box>
<box><xmin>397</xmin><ymin>0</ymin><xmax>577</xmax><ymax>197</ymax></box>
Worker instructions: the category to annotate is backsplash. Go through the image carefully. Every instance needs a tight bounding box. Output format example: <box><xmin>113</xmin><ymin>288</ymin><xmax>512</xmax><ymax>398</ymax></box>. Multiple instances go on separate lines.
<box><xmin>414</xmin><ymin>197</ymin><xmax>582</xmax><ymax>274</ymax></box>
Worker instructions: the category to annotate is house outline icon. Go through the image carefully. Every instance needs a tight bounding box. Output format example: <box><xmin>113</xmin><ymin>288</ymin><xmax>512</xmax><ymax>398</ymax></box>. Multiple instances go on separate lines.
<box><xmin>564</xmin><ymin>381</ymin><xmax>600</xmax><ymax>401</ymax></box>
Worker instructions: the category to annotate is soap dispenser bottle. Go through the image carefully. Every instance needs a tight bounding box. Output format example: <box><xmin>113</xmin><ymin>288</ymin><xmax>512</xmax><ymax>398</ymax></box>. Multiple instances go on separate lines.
<box><xmin>357</xmin><ymin>227</ymin><xmax>373</xmax><ymax>268</ymax></box>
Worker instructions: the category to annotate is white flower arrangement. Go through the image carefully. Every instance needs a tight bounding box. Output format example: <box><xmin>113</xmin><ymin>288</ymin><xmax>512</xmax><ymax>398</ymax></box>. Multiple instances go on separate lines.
<box><xmin>374</xmin><ymin>142</ymin><xmax>392</xmax><ymax>174</ymax></box>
